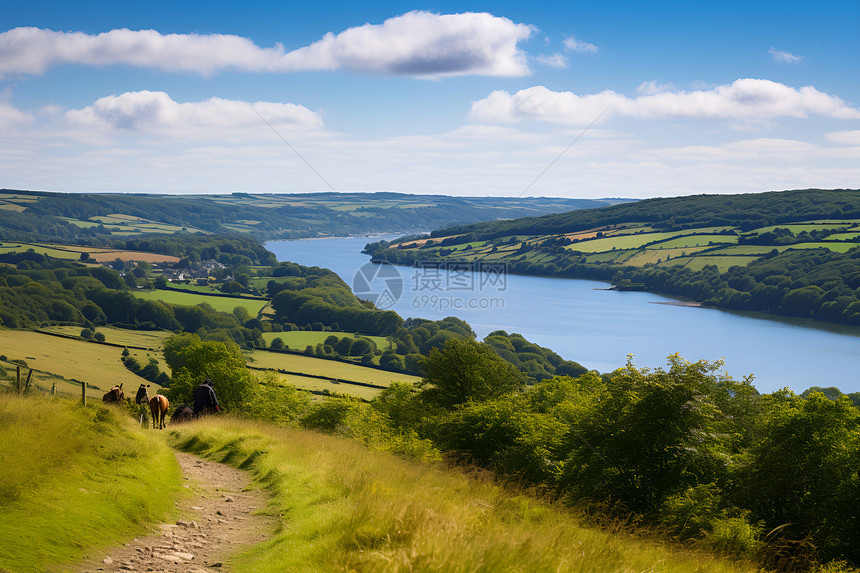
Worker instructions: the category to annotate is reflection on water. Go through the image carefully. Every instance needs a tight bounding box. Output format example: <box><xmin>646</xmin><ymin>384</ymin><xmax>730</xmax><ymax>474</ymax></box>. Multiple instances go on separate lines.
<box><xmin>266</xmin><ymin>237</ymin><xmax>860</xmax><ymax>394</ymax></box>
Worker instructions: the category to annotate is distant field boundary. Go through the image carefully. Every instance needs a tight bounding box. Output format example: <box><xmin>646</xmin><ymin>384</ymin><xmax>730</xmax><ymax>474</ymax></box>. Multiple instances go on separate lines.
<box><xmin>245</xmin><ymin>364</ymin><xmax>388</xmax><ymax>390</ymax></box>
<box><xmin>32</xmin><ymin>329</ymin><xmax>152</xmax><ymax>351</ymax></box>
<box><xmin>162</xmin><ymin>285</ymin><xmax>267</xmax><ymax>301</ymax></box>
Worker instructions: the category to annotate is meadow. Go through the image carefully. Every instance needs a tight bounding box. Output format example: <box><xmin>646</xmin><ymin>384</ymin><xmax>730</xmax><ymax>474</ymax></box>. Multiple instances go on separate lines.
<box><xmin>0</xmin><ymin>395</ymin><xmax>181</xmax><ymax>572</ymax></box>
<box><xmin>168</xmin><ymin>418</ymin><xmax>761</xmax><ymax>573</ymax></box>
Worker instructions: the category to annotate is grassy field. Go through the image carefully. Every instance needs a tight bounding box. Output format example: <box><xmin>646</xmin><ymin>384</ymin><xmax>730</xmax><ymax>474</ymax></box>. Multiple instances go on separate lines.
<box><xmin>39</xmin><ymin>325</ymin><xmax>172</xmax><ymax>349</ymax></box>
<box><xmin>262</xmin><ymin>331</ymin><xmax>391</xmax><ymax>350</ymax></box>
<box><xmin>680</xmin><ymin>256</ymin><xmax>764</xmax><ymax>272</ymax></box>
<box><xmin>133</xmin><ymin>289</ymin><xmax>268</xmax><ymax>315</ymax></box>
<box><xmin>245</xmin><ymin>349</ymin><xmax>421</xmax><ymax>387</ymax></box>
<box><xmin>0</xmin><ymin>330</ymin><xmax>163</xmax><ymax>397</ymax></box>
<box><xmin>651</xmin><ymin>234</ymin><xmax>738</xmax><ymax>249</ymax></box>
<box><xmin>264</xmin><ymin>370</ymin><xmax>383</xmax><ymax>400</ymax></box>
<box><xmin>169</xmin><ymin>419</ymin><xmax>760</xmax><ymax>573</ymax></box>
<box><xmin>0</xmin><ymin>395</ymin><xmax>182</xmax><ymax>572</ymax></box>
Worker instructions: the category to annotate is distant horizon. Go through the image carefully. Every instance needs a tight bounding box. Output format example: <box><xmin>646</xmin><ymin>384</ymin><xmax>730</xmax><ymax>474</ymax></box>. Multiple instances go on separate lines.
<box><xmin>1</xmin><ymin>1</ymin><xmax>858</xmax><ymax>198</ymax></box>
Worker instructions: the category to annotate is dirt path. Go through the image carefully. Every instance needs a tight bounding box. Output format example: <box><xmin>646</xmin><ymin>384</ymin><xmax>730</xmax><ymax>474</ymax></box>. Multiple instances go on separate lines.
<box><xmin>79</xmin><ymin>452</ymin><xmax>276</xmax><ymax>573</ymax></box>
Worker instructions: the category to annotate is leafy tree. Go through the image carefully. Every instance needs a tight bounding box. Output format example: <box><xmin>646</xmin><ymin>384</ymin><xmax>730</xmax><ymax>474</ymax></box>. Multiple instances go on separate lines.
<box><xmin>419</xmin><ymin>339</ymin><xmax>525</xmax><ymax>408</ymax></box>
<box><xmin>164</xmin><ymin>337</ymin><xmax>255</xmax><ymax>413</ymax></box>
<box><xmin>560</xmin><ymin>355</ymin><xmax>732</xmax><ymax>514</ymax></box>
<box><xmin>269</xmin><ymin>337</ymin><xmax>285</xmax><ymax>350</ymax></box>
<box><xmin>738</xmin><ymin>392</ymin><xmax>860</xmax><ymax>563</ymax></box>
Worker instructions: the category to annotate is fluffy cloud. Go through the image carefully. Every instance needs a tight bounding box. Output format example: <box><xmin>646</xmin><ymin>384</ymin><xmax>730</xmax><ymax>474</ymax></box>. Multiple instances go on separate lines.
<box><xmin>64</xmin><ymin>91</ymin><xmax>323</xmax><ymax>134</ymax></box>
<box><xmin>536</xmin><ymin>53</ymin><xmax>568</xmax><ymax>68</ymax></box>
<box><xmin>769</xmin><ymin>47</ymin><xmax>803</xmax><ymax>64</ymax></box>
<box><xmin>0</xmin><ymin>100</ymin><xmax>33</xmax><ymax>128</ymax></box>
<box><xmin>563</xmin><ymin>36</ymin><xmax>598</xmax><ymax>54</ymax></box>
<box><xmin>0</xmin><ymin>12</ymin><xmax>533</xmax><ymax>78</ymax></box>
<box><xmin>826</xmin><ymin>130</ymin><xmax>860</xmax><ymax>145</ymax></box>
<box><xmin>470</xmin><ymin>79</ymin><xmax>860</xmax><ymax>124</ymax></box>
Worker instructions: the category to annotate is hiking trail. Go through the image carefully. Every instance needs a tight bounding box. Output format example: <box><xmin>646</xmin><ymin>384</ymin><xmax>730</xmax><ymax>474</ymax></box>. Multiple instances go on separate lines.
<box><xmin>78</xmin><ymin>452</ymin><xmax>275</xmax><ymax>573</ymax></box>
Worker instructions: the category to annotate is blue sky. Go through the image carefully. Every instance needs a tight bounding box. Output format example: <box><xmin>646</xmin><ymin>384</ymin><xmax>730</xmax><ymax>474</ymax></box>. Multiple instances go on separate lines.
<box><xmin>1</xmin><ymin>1</ymin><xmax>858</xmax><ymax>198</ymax></box>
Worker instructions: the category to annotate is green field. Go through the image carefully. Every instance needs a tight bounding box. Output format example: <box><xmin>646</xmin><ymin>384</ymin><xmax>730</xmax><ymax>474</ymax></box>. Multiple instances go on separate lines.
<box><xmin>651</xmin><ymin>234</ymin><xmax>738</xmax><ymax>249</ymax></box>
<box><xmin>828</xmin><ymin>232</ymin><xmax>860</xmax><ymax>241</ymax></box>
<box><xmin>133</xmin><ymin>289</ymin><xmax>268</xmax><ymax>315</ymax></box>
<box><xmin>567</xmin><ymin>232</ymin><xmax>685</xmax><ymax>252</ymax></box>
<box><xmin>0</xmin><ymin>242</ymin><xmax>83</xmax><ymax>259</ymax></box>
<box><xmin>745</xmin><ymin>223</ymin><xmax>857</xmax><ymax>234</ymax></box>
<box><xmin>784</xmin><ymin>242</ymin><xmax>858</xmax><ymax>253</ymax></box>
<box><xmin>678</xmin><ymin>256</ymin><xmax>763</xmax><ymax>272</ymax></box>
<box><xmin>265</xmin><ymin>371</ymin><xmax>383</xmax><ymax>400</ymax></box>
<box><xmin>262</xmin><ymin>331</ymin><xmax>391</xmax><ymax>350</ymax></box>
<box><xmin>245</xmin><ymin>349</ymin><xmax>421</xmax><ymax>387</ymax></box>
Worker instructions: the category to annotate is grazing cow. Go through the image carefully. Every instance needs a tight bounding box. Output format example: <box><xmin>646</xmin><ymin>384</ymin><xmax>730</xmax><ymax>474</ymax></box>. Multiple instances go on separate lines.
<box><xmin>102</xmin><ymin>383</ymin><xmax>124</xmax><ymax>403</ymax></box>
<box><xmin>149</xmin><ymin>394</ymin><xmax>169</xmax><ymax>430</ymax></box>
<box><xmin>170</xmin><ymin>403</ymin><xmax>195</xmax><ymax>425</ymax></box>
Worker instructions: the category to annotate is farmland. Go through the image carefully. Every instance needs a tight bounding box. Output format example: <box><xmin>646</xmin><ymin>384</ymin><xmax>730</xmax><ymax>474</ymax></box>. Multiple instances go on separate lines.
<box><xmin>132</xmin><ymin>289</ymin><xmax>269</xmax><ymax>316</ymax></box>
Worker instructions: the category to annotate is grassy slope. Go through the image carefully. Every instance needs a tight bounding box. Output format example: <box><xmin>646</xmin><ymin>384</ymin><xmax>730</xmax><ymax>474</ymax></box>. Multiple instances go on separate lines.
<box><xmin>0</xmin><ymin>395</ymin><xmax>181</xmax><ymax>572</ymax></box>
<box><xmin>0</xmin><ymin>330</ymin><xmax>164</xmax><ymax>397</ymax></box>
<box><xmin>169</xmin><ymin>418</ymin><xmax>758</xmax><ymax>573</ymax></box>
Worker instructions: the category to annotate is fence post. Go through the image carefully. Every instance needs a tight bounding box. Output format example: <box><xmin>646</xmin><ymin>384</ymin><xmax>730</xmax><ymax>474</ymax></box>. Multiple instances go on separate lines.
<box><xmin>24</xmin><ymin>369</ymin><xmax>33</xmax><ymax>392</ymax></box>
<box><xmin>16</xmin><ymin>366</ymin><xmax>21</xmax><ymax>394</ymax></box>
<box><xmin>81</xmin><ymin>380</ymin><xmax>86</xmax><ymax>406</ymax></box>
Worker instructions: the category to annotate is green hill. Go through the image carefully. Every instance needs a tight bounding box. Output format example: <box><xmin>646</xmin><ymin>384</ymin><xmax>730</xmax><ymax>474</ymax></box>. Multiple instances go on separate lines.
<box><xmin>365</xmin><ymin>189</ymin><xmax>860</xmax><ymax>326</ymax></box>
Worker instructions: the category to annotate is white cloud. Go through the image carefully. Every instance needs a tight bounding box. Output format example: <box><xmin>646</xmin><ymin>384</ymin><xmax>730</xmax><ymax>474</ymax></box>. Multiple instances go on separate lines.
<box><xmin>825</xmin><ymin>130</ymin><xmax>860</xmax><ymax>145</ymax></box>
<box><xmin>64</xmin><ymin>91</ymin><xmax>323</xmax><ymax>135</ymax></box>
<box><xmin>769</xmin><ymin>47</ymin><xmax>803</xmax><ymax>64</ymax></box>
<box><xmin>536</xmin><ymin>53</ymin><xmax>568</xmax><ymax>68</ymax></box>
<box><xmin>0</xmin><ymin>100</ymin><xmax>33</xmax><ymax>128</ymax></box>
<box><xmin>636</xmin><ymin>80</ymin><xmax>674</xmax><ymax>95</ymax></box>
<box><xmin>470</xmin><ymin>79</ymin><xmax>860</xmax><ymax>125</ymax></box>
<box><xmin>563</xmin><ymin>36</ymin><xmax>598</xmax><ymax>54</ymax></box>
<box><xmin>0</xmin><ymin>12</ymin><xmax>533</xmax><ymax>78</ymax></box>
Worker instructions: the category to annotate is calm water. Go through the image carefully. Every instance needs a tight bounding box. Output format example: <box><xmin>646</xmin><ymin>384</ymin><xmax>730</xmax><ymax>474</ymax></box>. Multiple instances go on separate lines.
<box><xmin>266</xmin><ymin>237</ymin><xmax>860</xmax><ymax>394</ymax></box>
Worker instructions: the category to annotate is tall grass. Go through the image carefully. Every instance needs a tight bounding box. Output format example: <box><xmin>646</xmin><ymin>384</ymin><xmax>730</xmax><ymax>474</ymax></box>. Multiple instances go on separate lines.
<box><xmin>170</xmin><ymin>418</ymin><xmax>759</xmax><ymax>573</ymax></box>
<box><xmin>0</xmin><ymin>394</ymin><xmax>182</xmax><ymax>572</ymax></box>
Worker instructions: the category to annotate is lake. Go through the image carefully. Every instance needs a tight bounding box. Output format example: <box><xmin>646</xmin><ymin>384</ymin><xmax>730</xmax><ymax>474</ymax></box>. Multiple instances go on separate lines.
<box><xmin>266</xmin><ymin>237</ymin><xmax>860</xmax><ymax>394</ymax></box>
